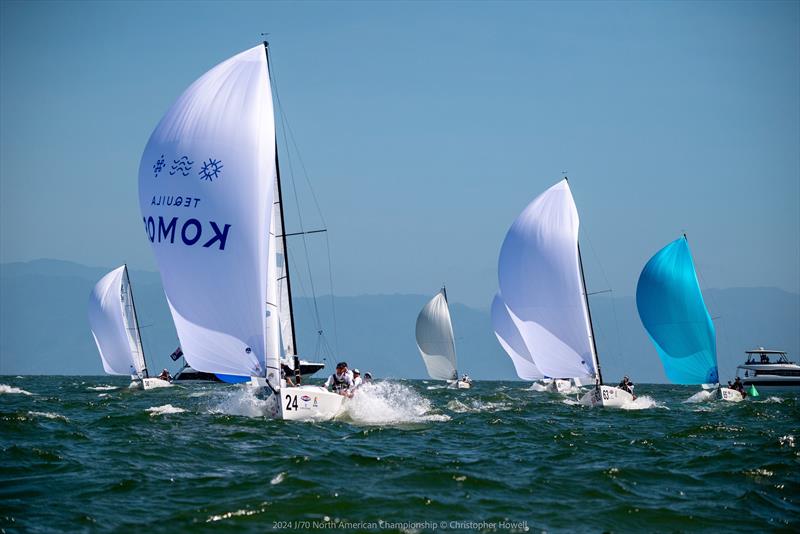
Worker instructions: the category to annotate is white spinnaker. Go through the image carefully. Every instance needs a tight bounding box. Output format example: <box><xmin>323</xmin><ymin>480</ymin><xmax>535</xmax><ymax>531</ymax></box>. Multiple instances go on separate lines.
<box><xmin>88</xmin><ymin>266</ymin><xmax>146</xmax><ymax>376</ymax></box>
<box><xmin>491</xmin><ymin>293</ymin><xmax>543</xmax><ymax>380</ymax></box>
<box><xmin>497</xmin><ymin>179</ymin><xmax>596</xmax><ymax>381</ymax></box>
<box><xmin>415</xmin><ymin>291</ymin><xmax>458</xmax><ymax>381</ymax></box>
<box><xmin>138</xmin><ymin>45</ymin><xmax>275</xmax><ymax>377</ymax></box>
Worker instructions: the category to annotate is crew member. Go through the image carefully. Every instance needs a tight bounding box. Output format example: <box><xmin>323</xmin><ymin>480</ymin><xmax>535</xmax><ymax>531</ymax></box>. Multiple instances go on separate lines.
<box><xmin>618</xmin><ymin>375</ymin><xmax>634</xmax><ymax>395</ymax></box>
<box><xmin>324</xmin><ymin>362</ymin><xmax>353</xmax><ymax>395</ymax></box>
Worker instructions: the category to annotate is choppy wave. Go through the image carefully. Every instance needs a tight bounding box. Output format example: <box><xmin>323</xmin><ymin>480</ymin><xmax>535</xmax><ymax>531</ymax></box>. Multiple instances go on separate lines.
<box><xmin>341</xmin><ymin>381</ymin><xmax>450</xmax><ymax>425</ymax></box>
<box><xmin>446</xmin><ymin>398</ymin><xmax>511</xmax><ymax>413</ymax></box>
<box><xmin>621</xmin><ymin>395</ymin><xmax>666</xmax><ymax>410</ymax></box>
<box><xmin>27</xmin><ymin>411</ymin><xmax>69</xmax><ymax>421</ymax></box>
<box><xmin>208</xmin><ymin>386</ymin><xmax>275</xmax><ymax>418</ymax></box>
<box><xmin>0</xmin><ymin>384</ymin><xmax>32</xmax><ymax>395</ymax></box>
<box><xmin>87</xmin><ymin>385</ymin><xmax>118</xmax><ymax>391</ymax></box>
<box><xmin>146</xmin><ymin>404</ymin><xmax>187</xmax><ymax>416</ymax></box>
<box><xmin>3</xmin><ymin>377</ymin><xmax>797</xmax><ymax>532</ymax></box>
<box><xmin>684</xmin><ymin>388</ymin><xmax>717</xmax><ymax>403</ymax></box>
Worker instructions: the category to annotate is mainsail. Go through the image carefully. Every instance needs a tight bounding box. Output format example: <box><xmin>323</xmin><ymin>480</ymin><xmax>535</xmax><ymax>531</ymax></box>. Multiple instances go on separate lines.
<box><xmin>636</xmin><ymin>236</ymin><xmax>719</xmax><ymax>385</ymax></box>
<box><xmin>415</xmin><ymin>290</ymin><xmax>458</xmax><ymax>381</ymax></box>
<box><xmin>138</xmin><ymin>45</ymin><xmax>277</xmax><ymax>381</ymax></box>
<box><xmin>496</xmin><ymin>179</ymin><xmax>598</xmax><ymax>381</ymax></box>
<box><xmin>88</xmin><ymin>265</ymin><xmax>148</xmax><ymax>377</ymax></box>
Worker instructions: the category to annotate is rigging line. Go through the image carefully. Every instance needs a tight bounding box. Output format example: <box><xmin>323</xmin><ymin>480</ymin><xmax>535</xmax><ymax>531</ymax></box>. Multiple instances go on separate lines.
<box><xmin>693</xmin><ymin>253</ymin><xmax>730</xmax><ymax>364</ymax></box>
<box><xmin>271</xmin><ymin>61</ymin><xmax>323</xmax><ymax>332</ymax></box>
<box><xmin>267</xmin><ymin>50</ymin><xmax>339</xmax><ymax>356</ymax></box>
<box><xmin>581</xmin><ymin>220</ymin><xmax>626</xmax><ymax>362</ymax></box>
<box><xmin>323</xmin><ymin>231</ymin><xmax>340</xmax><ymax>355</ymax></box>
<box><xmin>282</xmin><ymin>103</ymin><xmax>339</xmax><ymax>355</ymax></box>
<box><xmin>286</xmin><ymin>249</ymin><xmax>318</xmax><ymax>336</ymax></box>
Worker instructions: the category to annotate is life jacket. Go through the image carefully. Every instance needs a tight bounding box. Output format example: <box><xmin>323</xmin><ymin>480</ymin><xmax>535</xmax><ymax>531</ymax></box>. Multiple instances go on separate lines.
<box><xmin>330</xmin><ymin>372</ymin><xmax>351</xmax><ymax>392</ymax></box>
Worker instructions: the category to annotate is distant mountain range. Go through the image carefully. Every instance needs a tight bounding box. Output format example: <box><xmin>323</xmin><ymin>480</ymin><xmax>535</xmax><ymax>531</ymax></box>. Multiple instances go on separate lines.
<box><xmin>1</xmin><ymin>259</ymin><xmax>798</xmax><ymax>382</ymax></box>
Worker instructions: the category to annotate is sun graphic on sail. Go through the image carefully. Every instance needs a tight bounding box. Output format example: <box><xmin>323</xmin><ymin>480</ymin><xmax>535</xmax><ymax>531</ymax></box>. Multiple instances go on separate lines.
<box><xmin>199</xmin><ymin>158</ymin><xmax>224</xmax><ymax>181</ymax></box>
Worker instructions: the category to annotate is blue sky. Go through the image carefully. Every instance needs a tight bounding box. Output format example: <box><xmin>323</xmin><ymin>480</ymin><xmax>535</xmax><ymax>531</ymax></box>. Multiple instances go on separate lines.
<box><xmin>1</xmin><ymin>1</ymin><xmax>798</xmax><ymax>308</ymax></box>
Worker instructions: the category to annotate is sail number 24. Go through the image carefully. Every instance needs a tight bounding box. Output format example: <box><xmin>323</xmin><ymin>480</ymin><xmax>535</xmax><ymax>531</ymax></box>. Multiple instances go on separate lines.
<box><xmin>285</xmin><ymin>394</ymin><xmax>298</xmax><ymax>411</ymax></box>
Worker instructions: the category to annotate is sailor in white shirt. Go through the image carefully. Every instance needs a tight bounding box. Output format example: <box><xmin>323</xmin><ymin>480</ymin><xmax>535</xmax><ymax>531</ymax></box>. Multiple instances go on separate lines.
<box><xmin>352</xmin><ymin>369</ymin><xmax>363</xmax><ymax>388</ymax></box>
<box><xmin>324</xmin><ymin>362</ymin><xmax>354</xmax><ymax>394</ymax></box>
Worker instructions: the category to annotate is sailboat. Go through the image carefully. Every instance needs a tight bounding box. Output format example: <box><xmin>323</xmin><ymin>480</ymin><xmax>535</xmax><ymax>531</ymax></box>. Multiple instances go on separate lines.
<box><xmin>415</xmin><ymin>287</ymin><xmax>471</xmax><ymax>389</ymax></box>
<box><xmin>636</xmin><ymin>235</ymin><xmax>742</xmax><ymax>402</ymax></box>
<box><xmin>493</xmin><ymin>178</ymin><xmax>632</xmax><ymax>407</ymax></box>
<box><xmin>88</xmin><ymin>265</ymin><xmax>173</xmax><ymax>390</ymax></box>
<box><xmin>137</xmin><ymin>42</ymin><xmax>343</xmax><ymax>420</ymax></box>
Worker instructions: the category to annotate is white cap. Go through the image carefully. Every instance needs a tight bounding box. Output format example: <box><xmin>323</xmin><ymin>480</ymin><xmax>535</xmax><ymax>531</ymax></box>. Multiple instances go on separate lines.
<box><xmin>353</xmin><ymin>368</ymin><xmax>360</xmax><ymax>374</ymax></box>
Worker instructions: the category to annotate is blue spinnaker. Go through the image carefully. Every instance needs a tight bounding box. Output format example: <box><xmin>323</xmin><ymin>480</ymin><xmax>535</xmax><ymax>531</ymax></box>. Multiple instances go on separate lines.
<box><xmin>636</xmin><ymin>237</ymin><xmax>719</xmax><ymax>384</ymax></box>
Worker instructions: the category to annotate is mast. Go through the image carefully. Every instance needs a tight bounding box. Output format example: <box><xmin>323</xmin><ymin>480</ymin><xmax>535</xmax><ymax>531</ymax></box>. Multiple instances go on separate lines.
<box><xmin>440</xmin><ymin>285</ymin><xmax>459</xmax><ymax>379</ymax></box>
<box><xmin>263</xmin><ymin>41</ymin><xmax>301</xmax><ymax>381</ymax></box>
<box><xmin>565</xmin><ymin>175</ymin><xmax>603</xmax><ymax>386</ymax></box>
<box><xmin>123</xmin><ymin>264</ymin><xmax>149</xmax><ymax>378</ymax></box>
<box><xmin>577</xmin><ymin>243</ymin><xmax>603</xmax><ymax>385</ymax></box>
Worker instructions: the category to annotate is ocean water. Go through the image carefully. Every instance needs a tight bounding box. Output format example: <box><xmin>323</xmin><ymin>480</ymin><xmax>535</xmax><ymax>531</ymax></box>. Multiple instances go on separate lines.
<box><xmin>1</xmin><ymin>377</ymin><xmax>798</xmax><ymax>533</ymax></box>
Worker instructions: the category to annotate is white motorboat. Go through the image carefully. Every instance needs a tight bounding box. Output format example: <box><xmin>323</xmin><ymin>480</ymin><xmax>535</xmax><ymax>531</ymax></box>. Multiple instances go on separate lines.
<box><xmin>737</xmin><ymin>348</ymin><xmax>800</xmax><ymax>390</ymax></box>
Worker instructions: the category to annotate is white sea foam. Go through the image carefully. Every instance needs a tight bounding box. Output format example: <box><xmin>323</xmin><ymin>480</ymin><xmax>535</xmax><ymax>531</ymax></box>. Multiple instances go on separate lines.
<box><xmin>0</xmin><ymin>384</ymin><xmax>32</xmax><ymax>395</ymax></box>
<box><xmin>426</xmin><ymin>384</ymin><xmax>448</xmax><ymax>390</ymax></box>
<box><xmin>270</xmin><ymin>472</ymin><xmax>286</xmax><ymax>485</ymax></box>
<box><xmin>208</xmin><ymin>385</ymin><xmax>276</xmax><ymax>418</ymax></box>
<box><xmin>621</xmin><ymin>395</ymin><xmax>667</xmax><ymax>410</ymax></box>
<box><xmin>87</xmin><ymin>385</ymin><xmax>118</xmax><ymax>391</ymax></box>
<box><xmin>27</xmin><ymin>411</ymin><xmax>69</xmax><ymax>421</ymax></box>
<box><xmin>684</xmin><ymin>389</ymin><xmax>717</xmax><ymax>403</ymax></box>
<box><xmin>341</xmin><ymin>381</ymin><xmax>450</xmax><ymax>425</ymax></box>
<box><xmin>763</xmin><ymin>396</ymin><xmax>784</xmax><ymax>403</ymax></box>
<box><xmin>146</xmin><ymin>404</ymin><xmax>186</xmax><ymax>416</ymax></box>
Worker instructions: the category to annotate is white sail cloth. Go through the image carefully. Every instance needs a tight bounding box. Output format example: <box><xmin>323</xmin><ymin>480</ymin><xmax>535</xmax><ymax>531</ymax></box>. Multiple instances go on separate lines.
<box><xmin>497</xmin><ymin>179</ymin><xmax>597</xmax><ymax>381</ymax></box>
<box><xmin>88</xmin><ymin>266</ymin><xmax>147</xmax><ymax>376</ymax></box>
<box><xmin>415</xmin><ymin>291</ymin><xmax>458</xmax><ymax>381</ymax></box>
<box><xmin>491</xmin><ymin>293</ymin><xmax>543</xmax><ymax>380</ymax></box>
<box><xmin>138</xmin><ymin>45</ymin><xmax>276</xmax><ymax>379</ymax></box>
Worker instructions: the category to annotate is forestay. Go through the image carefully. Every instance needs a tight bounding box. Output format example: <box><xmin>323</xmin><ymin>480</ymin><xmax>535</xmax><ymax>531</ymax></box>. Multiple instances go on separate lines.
<box><xmin>138</xmin><ymin>45</ymin><xmax>277</xmax><ymax>380</ymax></box>
<box><xmin>497</xmin><ymin>179</ymin><xmax>597</xmax><ymax>381</ymax></box>
<box><xmin>415</xmin><ymin>291</ymin><xmax>458</xmax><ymax>381</ymax></box>
<box><xmin>491</xmin><ymin>293</ymin><xmax>543</xmax><ymax>380</ymax></box>
<box><xmin>88</xmin><ymin>266</ymin><xmax>147</xmax><ymax>376</ymax></box>
<box><xmin>636</xmin><ymin>236</ymin><xmax>719</xmax><ymax>384</ymax></box>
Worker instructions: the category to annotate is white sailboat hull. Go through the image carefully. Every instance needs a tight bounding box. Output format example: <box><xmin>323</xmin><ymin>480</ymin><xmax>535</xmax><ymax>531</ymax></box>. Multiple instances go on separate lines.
<box><xmin>579</xmin><ymin>385</ymin><xmax>633</xmax><ymax>408</ymax></box>
<box><xmin>279</xmin><ymin>386</ymin><xmax>345</xmax><ymax>421</ymax></box>
<box><xmin>142</xmin><ymin>378</ymin><xmax>174</xmax><ymax>390</ymax></box>
<box><xmin>720</xmin><ymin>387</ymin><xmax>744</xmax><ymax>402</ymax></box>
